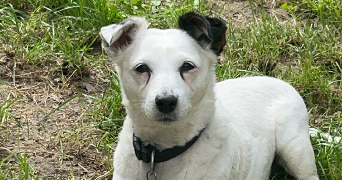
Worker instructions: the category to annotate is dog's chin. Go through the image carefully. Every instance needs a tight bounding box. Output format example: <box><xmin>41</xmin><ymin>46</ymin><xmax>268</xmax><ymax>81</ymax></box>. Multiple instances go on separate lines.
<box><xmin>153</xmin><ymin>112</ymin><xmax>180</xmax><ymax>124</ymax></box>
<box><xmin>157</xmin><ymin>117</ymin><xmax>177</xmax><ymax>123</ymax></box>
<box><xmin>144</xmin><ymin>107</ymin><xmax>187</xmax><ymax>124</ymax></box>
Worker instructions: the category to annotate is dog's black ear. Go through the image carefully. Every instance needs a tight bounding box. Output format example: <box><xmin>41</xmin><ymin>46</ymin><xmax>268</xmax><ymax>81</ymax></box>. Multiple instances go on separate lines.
<box><xmin>205</xmin><ymin>16</ymin><xmax>228</xmax><ymax>56</ymax></box>
<box><xmin>100</xmin><ymin>17</ymin><xmax>148</xmax><ymax>58</ymax></box>
<box><xmin>178</xmin><ymin>12</ymin><xmax>227</xmax><ymax>56</ymax></box>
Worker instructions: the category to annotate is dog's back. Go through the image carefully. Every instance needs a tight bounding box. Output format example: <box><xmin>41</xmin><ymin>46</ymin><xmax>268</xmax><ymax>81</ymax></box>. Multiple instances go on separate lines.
<box><xmin>214</xmin><ymin>76</ymin><xmax>318</xmax><ymax>179</ymax></box>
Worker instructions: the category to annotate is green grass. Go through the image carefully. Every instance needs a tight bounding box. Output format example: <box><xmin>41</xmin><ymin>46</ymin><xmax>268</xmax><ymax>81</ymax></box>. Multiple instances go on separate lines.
<box><xmin>0</xmin><ymin>0</ymin><xmax>341</xmax><ymax>179</ymax></box>
<box><xmin>0</xmin><ymin>149</ymin><xmax>43</xmax><ymax>180</ymax></box>
<box><xmin>0</xmin><ymin>91</ymin><xmax>17</xmax><ymax>142</ymax></box>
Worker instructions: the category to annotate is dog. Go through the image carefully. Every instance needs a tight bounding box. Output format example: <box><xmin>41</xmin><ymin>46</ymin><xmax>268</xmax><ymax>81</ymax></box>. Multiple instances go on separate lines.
<box><xmin>100</xmin><ymin>12</ymin><xmax>319</xmax><ymax>180</ymax></box>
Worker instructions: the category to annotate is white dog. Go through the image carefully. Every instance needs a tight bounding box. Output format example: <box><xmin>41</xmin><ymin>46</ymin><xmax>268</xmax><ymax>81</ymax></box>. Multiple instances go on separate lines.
<box><xmin>100</xmin><ymin>12</ymin><xmax>319</xmax><ymax>180</ymax></box>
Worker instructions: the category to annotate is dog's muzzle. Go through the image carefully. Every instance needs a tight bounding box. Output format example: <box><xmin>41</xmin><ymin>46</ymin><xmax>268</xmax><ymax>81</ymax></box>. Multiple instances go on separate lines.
<box><xmin>155</xmin><ymin>95</ymin><xmax>177</xmax><ymax>113</ymax></box>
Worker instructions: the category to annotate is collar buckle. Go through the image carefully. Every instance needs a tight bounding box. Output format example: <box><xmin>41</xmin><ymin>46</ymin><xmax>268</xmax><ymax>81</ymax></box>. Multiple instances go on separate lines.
<box><xmin>133</xmin><ymin>135</ymin><xmax>155</xmax><ymax>163</ymax></box>
<box><xmin>146</xmin><ymin>150</ymin><xmax>157</xmax><ymax>180</ymax></box>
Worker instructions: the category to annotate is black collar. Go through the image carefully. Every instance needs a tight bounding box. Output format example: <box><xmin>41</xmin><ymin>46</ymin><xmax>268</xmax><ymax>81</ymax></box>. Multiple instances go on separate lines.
<box><xmin>133</xmin><ymin>129</ymin><xmax>205</xmax><ymax>163</ymax></box>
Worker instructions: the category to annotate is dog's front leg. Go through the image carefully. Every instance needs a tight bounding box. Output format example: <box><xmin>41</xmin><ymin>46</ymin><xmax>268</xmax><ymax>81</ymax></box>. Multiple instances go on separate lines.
<box><xmin>112</xmin><ymin>171</ymin><xmax>126</xmax><ymax>180</ymax></box>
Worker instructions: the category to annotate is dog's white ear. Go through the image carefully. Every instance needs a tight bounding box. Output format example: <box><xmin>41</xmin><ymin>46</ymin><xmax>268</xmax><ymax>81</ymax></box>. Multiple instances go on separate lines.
<box><xmin>100</xmin><ymin>17</ymin><xmax>148</xmax><ymax>58</ymax></box>
<box><xmin>178</xmin><ymin>12</ymin><xmax>227</xmax><ymax>56</ymax></box>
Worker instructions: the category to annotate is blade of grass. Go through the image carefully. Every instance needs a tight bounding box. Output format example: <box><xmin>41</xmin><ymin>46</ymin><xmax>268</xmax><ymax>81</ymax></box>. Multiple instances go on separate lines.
<box><xmin>43</xmin><ymin>93</ymin><xmax>82</xmax><ymax>119</ymax></box>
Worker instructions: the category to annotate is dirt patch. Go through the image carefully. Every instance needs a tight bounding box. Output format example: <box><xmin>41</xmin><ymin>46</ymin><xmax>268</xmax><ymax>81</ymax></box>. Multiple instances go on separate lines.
<box><xmin>0</xmin><ymin>48</ymin><xmax>113</xmax><ymax>179</ymax></box>
<box><xmin>209</xmin><ymin>0</ymin><xmax>292</xmax><ymax>29</ymax></box>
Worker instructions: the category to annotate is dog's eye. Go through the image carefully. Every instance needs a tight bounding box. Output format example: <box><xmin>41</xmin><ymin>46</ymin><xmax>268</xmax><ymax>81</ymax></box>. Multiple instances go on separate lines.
<box><xmin>180</xmin><ymin>62</ymin><xmax>196</xmax><ymax>72</ymax></box>
<box><xmin>135</xmin><ymin>64</ymin><xmax>150</xmax><ymax>73</ymax></box>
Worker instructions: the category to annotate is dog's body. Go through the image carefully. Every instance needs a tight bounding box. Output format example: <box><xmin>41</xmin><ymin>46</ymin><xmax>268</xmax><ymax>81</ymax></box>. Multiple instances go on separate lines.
<box><xmin>100</xmin><ymin>13</ymin><xmax>319</xmax><ymax>180</ymax></box>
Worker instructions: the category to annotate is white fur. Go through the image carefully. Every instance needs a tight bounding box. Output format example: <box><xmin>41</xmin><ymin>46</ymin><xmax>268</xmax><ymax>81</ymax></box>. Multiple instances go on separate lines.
<box><xmin>100</xmin><ymin>17</ymin><xmax>319</xmax><ymax>180</ymax></box>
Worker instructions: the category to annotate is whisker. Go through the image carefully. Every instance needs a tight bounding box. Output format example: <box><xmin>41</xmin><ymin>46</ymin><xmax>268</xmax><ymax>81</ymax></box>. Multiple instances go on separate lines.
<box><xmin>175</xmin><ymin>112</ymin><xmax>181</xmax><ymax>120</ymax></box>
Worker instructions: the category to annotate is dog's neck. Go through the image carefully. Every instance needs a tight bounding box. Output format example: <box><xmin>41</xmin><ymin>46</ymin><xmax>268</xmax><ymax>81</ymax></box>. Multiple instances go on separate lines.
<box><xmin>127</xmin><ymin>86</ymin><xmax>215</xmax><ymax>150</ymax></box>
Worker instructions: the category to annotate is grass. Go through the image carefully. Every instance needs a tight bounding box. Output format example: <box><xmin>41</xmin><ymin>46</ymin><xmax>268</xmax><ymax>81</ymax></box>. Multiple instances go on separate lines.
<box><xmin>0</xmin><ymin>0</ymin><xmax>341</xmax><ymax>179</ymax></box>
<box><xmin>0</xmin><ymin>149</ymin><xmax>42</xmax><ymax>180</ymax></box>
<box><xmin>0</xmin><ymin>91</ymin><xmax>17</xmax><ymax>142</ymax></box>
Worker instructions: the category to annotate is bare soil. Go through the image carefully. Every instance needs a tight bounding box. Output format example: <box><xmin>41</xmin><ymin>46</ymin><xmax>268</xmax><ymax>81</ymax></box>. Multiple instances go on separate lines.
<box><xmin>0</xmin><ymin>1</ymin><xmax>293</xmax><ymax>179</ymax></box>
<box><xmin>0</xmin><ymin>52</ymin><xmax>112</xmax><ymax>179</ymax></box>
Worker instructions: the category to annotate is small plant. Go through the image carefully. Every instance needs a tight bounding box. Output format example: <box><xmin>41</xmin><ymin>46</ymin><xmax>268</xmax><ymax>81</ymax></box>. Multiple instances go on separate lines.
<box><xmin>0</xmin><ymin>149</ymin><xmax>43</xmax><ymax>180</ymax></box>
<box><xmin>0</xmin><ymin>91</ymin><xmax>17</xmax><ymax>134</ymax></box>
<box><xmin>311</xmin><ymin>127</ymin><xmax>342</xmax><ymax>179</ymax></box>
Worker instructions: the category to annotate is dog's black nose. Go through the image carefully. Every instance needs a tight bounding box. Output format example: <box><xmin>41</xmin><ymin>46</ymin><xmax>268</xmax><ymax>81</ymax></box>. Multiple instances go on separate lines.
<box><xmin>155</xmin><ymin>95</ymin><xmax>178</xmax><ymax>113</ymax></box>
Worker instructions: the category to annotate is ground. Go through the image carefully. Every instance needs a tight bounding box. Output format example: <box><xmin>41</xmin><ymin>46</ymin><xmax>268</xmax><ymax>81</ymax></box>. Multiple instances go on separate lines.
<box><xmin>0</xmin><ymin>0</ymin><xmax>336</xmax><ymax>179</ymax></box>
<box><xmin>0</xmin><ymin>55</ymin><xmax>113</xmax><ymax>178</ymax></box>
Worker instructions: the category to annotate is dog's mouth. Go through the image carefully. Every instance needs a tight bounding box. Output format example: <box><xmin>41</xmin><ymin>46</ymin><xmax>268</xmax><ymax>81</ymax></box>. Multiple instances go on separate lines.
<box><xmin>155</xmin><ymin>112</ymin><xmax>179</xmax><ymax>123</ymax></box>
<box><xmin>158</xmin><ymin>117</ymin><xmax>176</xmax><ymax>122</ymax></box>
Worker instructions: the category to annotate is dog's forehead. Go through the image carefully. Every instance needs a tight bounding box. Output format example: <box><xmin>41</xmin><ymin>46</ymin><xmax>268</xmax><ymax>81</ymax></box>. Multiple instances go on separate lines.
<box><xmin>136</xmin><ymin>28</ymin><xmax>200</xmax><ymax>52</ymax></box>
<box><xmin>126</xmin><ymin>28</ymin><xmax>216</xmax><ymax>68</ymax></box>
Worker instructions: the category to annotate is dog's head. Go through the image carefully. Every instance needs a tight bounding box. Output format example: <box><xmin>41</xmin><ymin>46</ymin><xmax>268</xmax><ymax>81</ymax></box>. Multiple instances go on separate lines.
<box><xmin>100</xmin><ymin>13</ymin><xmax>227</xmax><ymax>125</ymax></box>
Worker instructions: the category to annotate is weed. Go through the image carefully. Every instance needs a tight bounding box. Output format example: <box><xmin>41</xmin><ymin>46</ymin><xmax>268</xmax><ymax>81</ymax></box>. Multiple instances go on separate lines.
<box><xmin>0</xmin><ymin>149</ymin><xmax>42</xmax><ymax>180</ymax></box>
<box><xmin>0</xmin><ymin>91</ymin><xmax>17</xmax><ymax>142</ymax></box>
